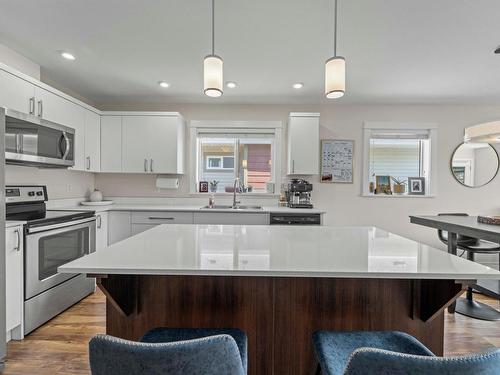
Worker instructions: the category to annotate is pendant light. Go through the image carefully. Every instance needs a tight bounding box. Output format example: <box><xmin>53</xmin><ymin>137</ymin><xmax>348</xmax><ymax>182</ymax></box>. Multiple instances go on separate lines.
<box><xmin>464</xmin><ymin>121</ymin><xmax>500</xmax><ymax>143</ymax></box>
<box><xmin>204</xmin><ymin>0</ymin><xmax>223</xmax><ymax>97</ymax></box>
<box><xmin>325</xmin><ymin>0</ymin><xmax>345</xmax><ymax>99</ymax></box>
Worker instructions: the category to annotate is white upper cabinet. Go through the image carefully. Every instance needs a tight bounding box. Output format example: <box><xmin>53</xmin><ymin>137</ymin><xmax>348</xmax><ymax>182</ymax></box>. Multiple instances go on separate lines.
<box><xmin>122</xmin><ymin>116</ymin><xmax>151</xmax><ymax>173</ymax></box>
<box><xmin>101</xmin><ymin>116</ymin><xmax>123</xmax><ymax>172</ymax></box>
<box><xmin>1</xmin><ymin>66</ymin><xmax>99</xmax><ymax>172</ymax></box>
<box><xmin>287</xmin><ymin>113</ymin><xmax>320</xmax><ymax>175</ymax></box>
<box><xmin>0</xmin><ymin>70</ymin><xmax>35</xmax><ymax>114</ymax></box>
<box><xmin>84</xmin><ymin>110</ymin><xmax>101</xmax><ymax>172</ymax></box>
<box><xmin>122</xmin><ymin>114</ymin><xmax>185</xmax><ymax>174</ymax></box>
<box><xmin>148</xmin><ymin>116</ymin><xmax>185</xmax><ymax>174</ymax></box>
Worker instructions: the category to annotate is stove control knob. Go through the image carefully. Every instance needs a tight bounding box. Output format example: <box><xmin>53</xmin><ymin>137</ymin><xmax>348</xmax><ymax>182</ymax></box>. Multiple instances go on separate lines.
<box><xmin>28</xmin><ymin>191</ymin><xmax>35</xmax><ymax>197</ymax></box>
<box><xmin>36</xmin><ymin>191</ymin><xmax>43</xmax><ymax>196</ymax></box>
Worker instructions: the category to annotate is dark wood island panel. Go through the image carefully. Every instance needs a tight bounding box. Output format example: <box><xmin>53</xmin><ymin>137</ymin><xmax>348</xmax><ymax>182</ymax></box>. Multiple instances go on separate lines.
<box><xmin>98</xmin><ymin>275</ymin><xmax>464</xmax><ymax>375</ymax></box>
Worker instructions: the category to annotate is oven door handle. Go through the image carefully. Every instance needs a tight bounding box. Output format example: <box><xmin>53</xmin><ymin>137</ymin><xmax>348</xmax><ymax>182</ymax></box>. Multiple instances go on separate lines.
<box><xmin>26</xmin><ymin>217</ymin><xmax>96</xmax><ymax>234</ymax></box>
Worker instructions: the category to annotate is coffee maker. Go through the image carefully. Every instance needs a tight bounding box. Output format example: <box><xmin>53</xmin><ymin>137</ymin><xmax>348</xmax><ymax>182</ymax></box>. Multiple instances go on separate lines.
<box><xmin>286</xmin><ymin>179</ymin><xmax>313</xmax><ymax>208</ymax></box>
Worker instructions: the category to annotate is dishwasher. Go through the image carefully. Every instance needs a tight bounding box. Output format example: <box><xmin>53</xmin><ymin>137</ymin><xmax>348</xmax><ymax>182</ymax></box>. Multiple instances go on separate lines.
<box><xmin>269</xmin><ymin>213</ymin><xmax>321</xmax><ymax>225</ymax></box>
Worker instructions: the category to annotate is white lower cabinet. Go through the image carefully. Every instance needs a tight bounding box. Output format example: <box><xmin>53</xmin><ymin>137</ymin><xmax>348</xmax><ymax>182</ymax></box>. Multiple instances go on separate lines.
<box><xmin>193</xmin><ymin>212</ymin><xmax>269</xmax><ymax>225</ymax></box>
<box><xmin>108</xmin><ymin>210</ymin><xmax>271</xmax><ymax>244</ymax></box>
<box><xmin>95</xmin><ymin>212</ymin><xmax>109</xmax><ymax>250</ymax></box>
<box><xmin>130</xmin><ymin>211</ymin><xmax>194</xmax><ymax>235</ymax></box>
<box><xmin>108</xmin><ymin>211</ymin><xmax>131</xmax><ymax>245</ymax></box>
<box><xmin>5</xmin><ymin>225</ymin><xmax>24</xmax><ymax>341</ymax></box>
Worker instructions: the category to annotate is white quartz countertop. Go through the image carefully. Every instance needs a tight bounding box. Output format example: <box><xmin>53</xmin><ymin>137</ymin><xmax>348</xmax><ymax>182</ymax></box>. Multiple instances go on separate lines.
<box><xmin>51</xmin><ymin>203</ymin><xmax>326</xmax><ymax>215</ymax></box>
<box><xmin>59</xmin><ymin>224</ymin><xmax>500</xmax><ymax>280</ymax></box>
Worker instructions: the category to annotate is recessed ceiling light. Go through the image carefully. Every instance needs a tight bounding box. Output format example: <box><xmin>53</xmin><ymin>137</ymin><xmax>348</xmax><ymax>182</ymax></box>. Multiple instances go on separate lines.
<box><xmin>226</xmin><ymin>81</ymin><xmax>237</xmax><ymax>88</ymax></box>
<box><xmin>158</xmin><ymin>81</ymin><xmax>170</xmax><ymax>88</ymax></box>
<box><xmin>60</xmin><ymin>52</ymin><xmax>76</xmax><ymax>60</ymax></box>
<box><xmin>293</xmin><ymin>83</ymin><xmax>304</xmax><ymax>89</ymax></box>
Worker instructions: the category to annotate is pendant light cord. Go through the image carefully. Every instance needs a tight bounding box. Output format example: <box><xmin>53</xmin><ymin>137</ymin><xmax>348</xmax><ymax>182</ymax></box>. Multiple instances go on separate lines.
<box><xmin>334</xmin><ymin>0</ymin><xmax>338</xmax><ymax>56</ymax></box>
<box><xmin>212</xmin><ymin>0</ymin><xmax>215</xmax><ymax>55</ymax></box>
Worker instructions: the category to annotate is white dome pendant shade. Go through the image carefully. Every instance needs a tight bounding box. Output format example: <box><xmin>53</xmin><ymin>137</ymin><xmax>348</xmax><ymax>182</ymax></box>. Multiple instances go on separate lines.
<box><xmin>325</xmin><ymin>0</ymin><xmax>345</xmax><ymax>99</ymax></box>
<box><xmin>325</xmin><ymin>56</ymin><xmax>345</xmax><ymax>98</ymax></box>
<box><xmin>204</xmin><ymin>55</ymin><xmax>223</xmax><ymax>97</ymax></box>
<box><xmin>204</xmin><ymin>0</ymin><xmax>223</xmax><ymax>98</ymax></box>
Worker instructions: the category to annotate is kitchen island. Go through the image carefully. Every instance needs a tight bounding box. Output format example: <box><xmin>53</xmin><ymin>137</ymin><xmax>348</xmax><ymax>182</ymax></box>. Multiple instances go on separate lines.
<box><xmin>59</xmin><ymin>225</ymin><xmax>500</xmax><ymax>375</ymax></box>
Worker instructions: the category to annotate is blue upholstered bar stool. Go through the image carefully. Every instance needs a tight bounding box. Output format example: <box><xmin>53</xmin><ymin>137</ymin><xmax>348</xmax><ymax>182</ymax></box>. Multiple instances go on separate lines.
<box><xmin>313</xmin><ymin>330</ymin><xmax>500</xmax><ymax>375</ymax></box>
<box><xmin>89</xmin><ymin>333</ymin><xmax>246</xmax><ymax>375</ymax></box>
<box><xmin>140</xmin><ymin>327</ymin><xmax>248</xmax><ymax>372</ymax></box>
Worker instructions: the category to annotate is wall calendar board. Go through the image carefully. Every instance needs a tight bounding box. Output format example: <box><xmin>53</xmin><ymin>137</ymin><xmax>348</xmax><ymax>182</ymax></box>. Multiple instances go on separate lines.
<box><xmin>320</xmin><ymin>139</ymin><xmax>354</xmax><ymax>183</ymax></box>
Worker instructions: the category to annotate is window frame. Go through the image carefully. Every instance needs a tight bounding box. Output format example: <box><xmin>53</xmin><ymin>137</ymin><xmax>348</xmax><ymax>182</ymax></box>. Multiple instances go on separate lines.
<box><xmin>189</xmin><ymin>120</ymin><xmax>283</xmax><ymax>195</ymax></box>
<box><xmin>362</xmin><ymin>122</ymin><xmax>438</xmax><ymax>197</ymax></box>
<box><xmin>205</xmin><ymin>155</ymin><xmax>235</xmax><ymax>170</ymax></box>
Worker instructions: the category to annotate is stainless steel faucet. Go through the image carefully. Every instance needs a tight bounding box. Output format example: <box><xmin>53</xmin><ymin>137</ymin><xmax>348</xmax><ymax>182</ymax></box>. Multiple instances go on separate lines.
<box><xmin>232</xmin><ymin>177</ymin><xmax>241</xmax><ymax>209</ymax></box>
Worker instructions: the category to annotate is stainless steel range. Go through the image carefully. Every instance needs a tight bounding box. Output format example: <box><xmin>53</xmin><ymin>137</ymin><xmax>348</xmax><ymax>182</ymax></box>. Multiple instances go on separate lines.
<box><xmin>6</xmin><ymin>185</ymin><xmax>96</xmax><ymax>334</ymax></box>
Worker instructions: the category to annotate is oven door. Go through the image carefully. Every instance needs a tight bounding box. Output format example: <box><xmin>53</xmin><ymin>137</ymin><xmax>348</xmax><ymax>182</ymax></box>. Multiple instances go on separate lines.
<box><xmin>25</xmin><ymin>217</ymin><xmax>96</xmax><ymax>300</ymax></box>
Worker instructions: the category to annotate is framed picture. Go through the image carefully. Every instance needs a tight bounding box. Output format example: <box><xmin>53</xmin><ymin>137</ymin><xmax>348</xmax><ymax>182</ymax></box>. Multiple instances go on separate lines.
<box><xmin>199</xmin><ymin>181</ymin><xmax>209</xmax><ymax>193</ymax></box>
<box><xmin>408</xmin><ymin>177</ymin><xmax>425</xmax><ymax>195</ymax></box>
<box><xmin>320</xmin><ymin>139</ymin><xmax>354</xmax><ymax>183</ymax></box>
<box><xmin>375</xmin><ymin>175</ymin><xmax>392</xmax><ymax>194</ymax></box>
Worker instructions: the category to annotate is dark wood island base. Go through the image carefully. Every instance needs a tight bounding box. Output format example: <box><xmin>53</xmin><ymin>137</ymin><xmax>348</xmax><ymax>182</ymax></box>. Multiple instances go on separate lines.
<box><xmin>94</xmin><ymin>275</ymin><xmax>466</xmax><ymax>375</ymax></box>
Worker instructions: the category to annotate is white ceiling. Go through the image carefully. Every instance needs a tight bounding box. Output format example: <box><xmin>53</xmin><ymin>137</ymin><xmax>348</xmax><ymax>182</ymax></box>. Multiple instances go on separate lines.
<box><xmin>0</xmin><ymin>0</ymin><xmax>499</xmax><ymax>105</ymax></box>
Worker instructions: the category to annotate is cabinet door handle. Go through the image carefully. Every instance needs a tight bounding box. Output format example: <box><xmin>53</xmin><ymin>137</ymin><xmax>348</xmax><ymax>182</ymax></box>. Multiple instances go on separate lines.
<box><xmin>97</xmin><ymin>215</ymin><xmax>102</xmax><ymax>229</ymax></box>
<box><xmin>144</xmin><ymin>158</ymin><xmax>148</xmax><ymax>172</ymax></box>
<box><xmin>150</xmin><ymin>158</ymin><xmax>153</xmax><ymax>172</ymax></box>
<box><xmin>14</xmin><ymin>229</ymin><xmax>21</xmax><ymax>252</ymax></box>
<box><xmin>37</xmin><ymin>100</ymin><xmax>43</xmax><ymax>117</ymax></box>
<box><xmin>29</xmin><ymin>97</ymin><xmax>35</xmax><ymax>115</ymax></box>
<box><xmin>86</xmin><ymin>156</ymin><xmax>91</xmax><ymax>170</ymax></box>
<box><xmin>292</xmin><ymin>160</ymin><xmax>295</xmax><ymax>173</ymax></box>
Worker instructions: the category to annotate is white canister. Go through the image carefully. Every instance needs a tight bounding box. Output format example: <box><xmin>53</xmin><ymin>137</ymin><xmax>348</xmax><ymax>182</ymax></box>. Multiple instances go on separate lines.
<box><xmin>89</xmin><ymin>189</ymin><xmax>103</xmax><ymax>202</ymax></box>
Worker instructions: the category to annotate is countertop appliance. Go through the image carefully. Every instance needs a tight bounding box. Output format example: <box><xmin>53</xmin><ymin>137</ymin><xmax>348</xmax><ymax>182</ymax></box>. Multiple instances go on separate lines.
<box><xmin>270</xmin><ymin>212</ymin><xmax>321</xmax><ymax>225</ymax></box>
<box><xmin>286</xmin><ymin>179</ymin><xmax>314</xmax><ymax>208</ymax></box>
<box><xmin>6</xmin><ymin>185</ymin><xmax>95</xmax><ymax>334</ymax></box>
<box><xmin>4</xmin><ymin>108</ymin><xmax>75</xmax><ymax>168</ymax></box>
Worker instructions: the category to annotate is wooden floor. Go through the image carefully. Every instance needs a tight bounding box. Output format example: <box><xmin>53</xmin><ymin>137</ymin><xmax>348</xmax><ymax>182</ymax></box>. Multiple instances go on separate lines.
<box><xmin>3</xmin><ymin>290</ymin><xmax>499</xmax><ymax>374</ymax></box>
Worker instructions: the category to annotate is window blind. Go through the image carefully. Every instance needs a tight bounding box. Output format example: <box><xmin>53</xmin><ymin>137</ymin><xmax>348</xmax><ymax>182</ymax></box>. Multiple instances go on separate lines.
<box><xmin>369</xmin><ymin>138</ymin><xmax>421</xmax><ymax>178</ymax></box>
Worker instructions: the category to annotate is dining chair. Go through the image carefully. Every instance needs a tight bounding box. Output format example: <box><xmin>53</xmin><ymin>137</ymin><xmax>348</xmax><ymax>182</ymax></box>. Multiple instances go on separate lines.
<box><xmin>437</xmin><ymin>213</ymin><xmax>500</xmax><ymax>320</ymax></box>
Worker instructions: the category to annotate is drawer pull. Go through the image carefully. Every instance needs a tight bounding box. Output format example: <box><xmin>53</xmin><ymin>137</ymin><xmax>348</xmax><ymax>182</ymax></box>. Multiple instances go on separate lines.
<box><xmin>148</xmin><ymin>217</ymin><xmax>175</xmax><ymax>220</ymax></box>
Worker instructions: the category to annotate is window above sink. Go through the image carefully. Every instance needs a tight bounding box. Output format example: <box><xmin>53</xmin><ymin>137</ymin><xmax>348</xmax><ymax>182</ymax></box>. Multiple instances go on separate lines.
<box><xmin>189</xmin><ymin>121</ymin><xmax>283</xmax><ymax>195</ymax></box>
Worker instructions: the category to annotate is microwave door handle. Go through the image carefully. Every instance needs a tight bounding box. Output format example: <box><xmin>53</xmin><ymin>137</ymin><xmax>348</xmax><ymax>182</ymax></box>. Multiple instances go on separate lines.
<box><xmin>60</xmin><ymin>132</ymin><xmax>71</xmax><ymax>160</ymax></box>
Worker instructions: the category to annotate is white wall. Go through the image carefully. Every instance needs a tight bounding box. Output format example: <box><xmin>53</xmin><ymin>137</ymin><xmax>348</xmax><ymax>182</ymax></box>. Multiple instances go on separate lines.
<box><xmin>5</xmin><ymin>165</ymin><xmax>95</xmax><ymax>200</ymax></box>
<box><xmin>0</xmin><ymin>43</ymin><xmax>40</xmax><ymax>79</ymax></box>
<box><xmin>96</xmin><ymin>103</ymin><xmax>500</xmax><ymax>268</ymax></box>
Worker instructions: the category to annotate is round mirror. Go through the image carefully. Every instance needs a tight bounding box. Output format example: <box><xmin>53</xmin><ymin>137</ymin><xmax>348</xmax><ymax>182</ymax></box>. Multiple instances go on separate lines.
<box><xmin>451</xmin><ymin>142</ymin><xmax>499</xmax><ymax>187</ymax></box>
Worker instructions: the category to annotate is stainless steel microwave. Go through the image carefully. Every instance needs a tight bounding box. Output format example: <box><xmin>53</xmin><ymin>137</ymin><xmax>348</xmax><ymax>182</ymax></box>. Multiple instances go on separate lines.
<box><xmin>3</xmin><ymin>108</ymin><xmax>75</xmax><ymax>168</ymax></box>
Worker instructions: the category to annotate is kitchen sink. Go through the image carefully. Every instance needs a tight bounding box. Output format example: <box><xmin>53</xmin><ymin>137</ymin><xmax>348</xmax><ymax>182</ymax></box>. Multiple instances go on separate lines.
<box><xmin>201</xmin><ymin>205</ymin><xmax>263</xmax><ymax>210</ymax></box>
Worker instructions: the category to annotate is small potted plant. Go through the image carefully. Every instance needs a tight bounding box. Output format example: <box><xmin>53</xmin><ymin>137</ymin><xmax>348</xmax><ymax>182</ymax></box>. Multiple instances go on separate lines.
<box><xmin>209</xmin><ymin>180</ymin><xmax>219</xmax><ymax>193</ymax></box>
<box><xmin>391</xmin><ymin>177</ymin><xmax>407</xmax><ymax>194</ymax></box>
